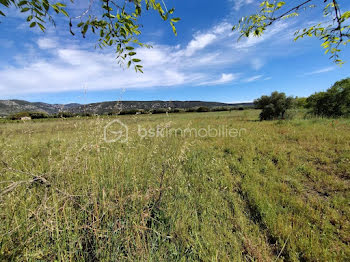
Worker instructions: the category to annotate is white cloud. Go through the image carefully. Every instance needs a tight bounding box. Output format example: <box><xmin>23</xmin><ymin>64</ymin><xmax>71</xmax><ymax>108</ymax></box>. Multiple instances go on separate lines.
<box><xmin>232</xmin><ymin>0</ymin><xmax>254</xmax><ymax>11</ymax></box>
<box><xmin>198</xmin><ymin>73</ymin><xmax>239</xmax><ymax>86</ymax></box>
<box><xmin>213</xmin><ymin>22</ymin><xmax>233</xmax><ymax>35</ymax></box>
<box><xmin>185</xmin><ymin>33</ymin><xmax>217</xmax><ymax>56</ymax></box>
<box><xmin>303</xmin><ymin>66</ymin><xmax>336</xmax><ymax>76</ymax></box>
<box><xmin>0</xmin><ymin>42</ymin><xmax>207</xmax><ymax>95</ymax></box>
<box><xmin>234</xmin><ymin>22</ymin><xmax>290</xmax><ymax>49</ymax></box>
<box><xmin>183</xmin><ymin>22</ymin><xmax>233</xmax><ymax>57</ymax></box>
<box><xmin>251</xmin><ymin>58</ymin><xmax>264</xmax><ymax>70</ymax></box>
<box><xmin>243</xmin><ymin>75</ymin><xmax>263</xmax><ymax>83</ymax></box>
<box><xmin>37</xmin><ymin>38</ymin><xmax>57</xmax><ymax>49</ymax></box>
<box><xmin>0</xmin><ymin>18</ymin><xmax>309</xmax><ymax>96</ymax></box>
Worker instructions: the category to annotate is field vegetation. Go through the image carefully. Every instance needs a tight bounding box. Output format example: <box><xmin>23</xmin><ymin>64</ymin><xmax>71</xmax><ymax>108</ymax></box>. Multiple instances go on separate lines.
<box><xmin>0</xmin><ymin>110</ymin><xmax>349</xmax><ymax>261</ymax></box>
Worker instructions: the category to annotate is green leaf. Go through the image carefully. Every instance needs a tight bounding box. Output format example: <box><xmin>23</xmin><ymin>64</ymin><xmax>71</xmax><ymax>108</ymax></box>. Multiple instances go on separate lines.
<box><xmin>82</xmin><ymin>24</ymin><xmax>89</xmax><ymax>35</ymax></box>
<box><xmin>135</xmin><ymin>6</ymin><xmax>141</xmax><ymax>15</ymax></box>
<box><xmin>341</xmin><ymin>11</ymin><xmax>350</xmax><ymax>21</ymax></box>
<box><xmin>60</xmin><ymin>9</ymin><xmax>69</xmax><ymax>17</ymax></box>
<box><xmin>128</xmin><ymin>52</ymin><xmax>136</xmax><ymax>56</ymax></box>
<box><xmin>171</xmin><ymin>17</ymin><xmax>180</xmax><ymax>23</ymax></box>
<box><xmin>26</xmin><ymin>15</ymin><xmax>33</xmax><ymax>21</ymax></box>
<box><xmin>276</xmin><ymin>1</ymin><xmax>285</xmax><ymax>8</ymax></box>
<box><xmin>0</xmin><ymin>0</ymin><xmax>10</xmax><ymax>8</ymax></box>
<box><xmin>37</xmin><ymin>22</ymin><xmax>46</xmax><ymax>32</ymax></box>
<box><xmin>132</xmin><ymin>59</ymin><xmax>141</xmax><ymax>63</ymax></box>
<box><xmin>33</xmin><ymin>8</ymin><xmax>44</xmax><ymax>17</ymax></box>
<box><xmin>126</xmin><ymin>46</ymin><xmax>134</xmax><ymax>50</ymax></box>
<box><xmin>29</xmin><ymin>22</ymin><xmax>36</xmax><ymax>28</ymax></box>
<box><xmin>43</xmin><ymin>0</ymin><xmax>49</xmax><ymax>12</ymax></box>
<box><xmin>18</xmin><ymin>1</ymin><xmax>27</xmax><ymax>7</ymax></box>
<box><xmin>52</xmin><ymin>5</ymin><xmax>59</xmax><ymax>13</ymax></box>
<box><xmin>20</xmin><ymin>7</ymin><xmax>30</xmax><ymax>12</ymax></box>
<box><xmin>170</xmin><ymin>22</ymin><xmax>177</xmax><ymax>36</ymax></box>
<box><xmin>56</xmin><ymin>2</ymin><xmax>66</xmax><ymax>8</ymax></box>
<box><xmin>0</xmin><ymin>10</ymin><xmax>5</xmax><ymax>16</ymax></box>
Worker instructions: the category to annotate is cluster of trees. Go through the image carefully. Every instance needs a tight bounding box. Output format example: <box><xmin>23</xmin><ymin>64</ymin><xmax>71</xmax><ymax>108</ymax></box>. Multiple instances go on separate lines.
<box><xmin>255</xmin><ymin>78</ymin><xmax>350</xmax><ymax>120</ymax></box>
<box><xmin>306</xmin><ymin>78</ymin><xmax>350</xmax><ymax>117</ymax></box>
<box><xmin>7</xmin><ymin>106</ymin><xmax>251</xmax><ymax>120</ymax></box>
<box><xmin>8</xmin><ymin>111</ymin><xmax>87</xmax><ymax>120</ymax></box>
<box><xmin>116</xmin><ymin>106</ymin><xmax>249</xmax><ymax>115</ymax></box>
<box><xmin>9</xmin><ymin>111</ymin><xmax>49</xmax><ymax>120</ymax></box>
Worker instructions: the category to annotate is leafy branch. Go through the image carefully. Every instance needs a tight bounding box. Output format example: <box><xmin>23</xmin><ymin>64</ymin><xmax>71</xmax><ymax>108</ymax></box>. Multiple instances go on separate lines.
<box><xmin>232</xmin><ymin>0</ymin><xmax>350</xmax><ymax>64</ymax></box>
<box><xmin>0</xmin><ymin>0</ymin><xmax>180</xmax><ymax>72</ymax></box>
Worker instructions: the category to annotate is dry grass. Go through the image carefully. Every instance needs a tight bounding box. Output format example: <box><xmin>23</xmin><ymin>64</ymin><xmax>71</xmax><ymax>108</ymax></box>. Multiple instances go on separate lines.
<box><xmin>0</xmin><ymin>110</ymin><xmax>349</xmax><ymax>261</ymax></box>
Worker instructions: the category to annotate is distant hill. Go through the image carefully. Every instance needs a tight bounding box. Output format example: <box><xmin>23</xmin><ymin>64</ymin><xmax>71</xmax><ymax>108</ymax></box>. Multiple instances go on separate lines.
<box><xmin>0</xmin><ymin>99</ymin><xmax>253</xmax><ymax>116</ymax></box>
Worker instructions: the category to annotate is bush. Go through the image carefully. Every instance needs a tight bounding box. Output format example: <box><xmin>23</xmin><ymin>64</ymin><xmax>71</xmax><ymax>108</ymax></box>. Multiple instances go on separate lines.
<box><xmin>254</xmin><ymin>91</ymin><xmax>294</xmax><ymax>120</ymax></box>
<box><xmin>8</xmin><ymin>112</ymin><xmax>30</xmax><ymax>120</ymax></box>
<box><xmin>79</xmin><ymin>113</ymin><xmax>93</xmax><ymax>117</ymax></box>
<box><xmin>306</xmin><ymin>78</ymin><xmax>350</xmax><ymax>117</ymax></box>
<box><xmin>119</xmin><ymin>109</ymin><xmax>139</xmax><ymax>115</ymax></box>
<box><xmin>212</xmin><ymin>107</ymin><xmax>230</xmax><ymax>112</ymax></box>
<box><xmin>151</xmin><ymin>108</ymin><xmax>167</xmax><ymax>114</ymax></box>
<box><xmin>196</xmin><ymin>106</ymin><xmax>210</xmax><ymax>112</ymax></box>
<box><xmin>169</xmin><ymin>108</ymin><xmax>184</xmax><ymax>113</ymax></box>
<box><xmin>295</xmin><ymin>97</ymin><xmax>307</xmax><ymax>108</ymax></box>
<box><xmin>185</xmin><ymin>108</ymin><xmax>197</xmax><ymax>112</ymax></box>
<box><xmin>29</xmin><ymin>112</ymin><xmax>49</xmax><ymax>119</ymax></box>
<box><xmin>284</xmin><ymin>109</ymin><xmax>298</xmax><ymax>120</ymax></box>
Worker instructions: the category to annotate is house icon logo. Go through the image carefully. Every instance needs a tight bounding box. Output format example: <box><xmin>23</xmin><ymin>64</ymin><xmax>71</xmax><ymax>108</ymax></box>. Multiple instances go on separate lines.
<box><xmin>104</xmin><ymin>119</ymin><xmax>128</xmax><ymax>143</ymax></box>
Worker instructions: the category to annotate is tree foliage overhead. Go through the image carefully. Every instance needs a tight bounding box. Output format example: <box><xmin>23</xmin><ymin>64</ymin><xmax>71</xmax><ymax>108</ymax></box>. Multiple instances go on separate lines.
<box><xmin>233</xmin><ymin>0</ymin><xmax>350</xmax><ymax>64</ymax></box>
<box><xmin>254</xmin><ymin>91</ymin><xmax>294</xmax><ymax>120</ymax></box>
<box><xmin>0</xmin><ymin>0</ymin><xmax>180</xmax><ymax>72</ymax></box>
<box><xmin>306</xmin><ymin>77</ymin><xmax>350</xmax><ymax>117</ymax></box>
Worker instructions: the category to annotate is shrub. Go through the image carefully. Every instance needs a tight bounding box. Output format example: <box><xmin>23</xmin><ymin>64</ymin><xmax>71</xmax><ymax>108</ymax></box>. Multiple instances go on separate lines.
<box><xmin>185</xmin><ymin>108</ymin><xmax>197</xmax><ymax>112</ymax></box>
<box><xmin>254</xmin><ymin>91</ymin><xmax>294</xmax><ymax>120</ymax></box>
<box><xmin>212</xmin><ymin>107</ymin><xmax>230</xmax><ymax>112</ymax></box>
<box><xmin>151</xmin><ymin>108</ymin><xmax>167</xmax><ymax>114</ymax></box>
<box><xmin>8</xmin><ymin>112</ymin><xmax>30</xmax><ymax>120</ymax></box>
<box><xmin>196</xmin><ymin>106</ymin><xmax>210</xmax><ymax>112</ymax></box>
<box><xmin>79</xmin><ymin>113</ymin><xmax>93</xmax><ymax>117</ymax></box>
<box><xmin>29</xmin><ymin>112</ymin><xmax>49</xmax><ymax>119</ymax></box>
<box><xmin>119</xmin><ymin>109</ymin><xmax>139</xmax><ymax>115</ymax></box>
<box><xmin>169</xmin><ymin>108</ymin><xmax>183</xmax><ymax>113</ymax></box>
<box><xmin>306</xmin><ymin>78</ymin><xmax>350</xmax><ymax>117</ymax></box>
<box><xmin>284</xmin><ymin>109</ymin><xmax>298</xmax><ymax>120</ymax></box>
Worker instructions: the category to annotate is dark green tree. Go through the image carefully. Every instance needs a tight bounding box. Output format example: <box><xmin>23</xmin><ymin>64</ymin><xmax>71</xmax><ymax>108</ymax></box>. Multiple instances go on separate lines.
<box><xmin>254</xmin><ymin>91</ymin><xmax>294</xmax><ymax>120</ymax></box>
<box><xmin>306</xmin><ymin>78</ymin><xmax>350</xmax><ymax>117</ymax></box>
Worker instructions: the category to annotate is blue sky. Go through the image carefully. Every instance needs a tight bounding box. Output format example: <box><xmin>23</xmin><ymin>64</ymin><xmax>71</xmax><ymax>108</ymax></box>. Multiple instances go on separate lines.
<box><xmin>0</xmin><ymin>0</ymin><xmax>349</xmax><ymax>104</ymax></box>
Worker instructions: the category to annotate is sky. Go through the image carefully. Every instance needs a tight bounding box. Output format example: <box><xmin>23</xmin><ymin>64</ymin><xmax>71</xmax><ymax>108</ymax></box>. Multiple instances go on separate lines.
<box><xmin>0</xmin><ymin>0</ymin><xmax>349</xmax><ymax>104</ymax></box>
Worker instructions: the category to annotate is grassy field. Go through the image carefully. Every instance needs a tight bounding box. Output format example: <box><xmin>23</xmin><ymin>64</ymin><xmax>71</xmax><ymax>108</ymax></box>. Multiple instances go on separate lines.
<box><xmin>0</xmin><ymin>110</ymin><xmax>349</xmax><ymax>261</ymax></box>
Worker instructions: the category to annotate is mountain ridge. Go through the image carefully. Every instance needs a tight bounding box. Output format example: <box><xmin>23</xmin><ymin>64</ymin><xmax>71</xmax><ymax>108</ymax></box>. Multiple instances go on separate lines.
<box><xmin>0</xmin><ymin>99</ymin><xmax>253</xmax><ymax>116</ymax></box>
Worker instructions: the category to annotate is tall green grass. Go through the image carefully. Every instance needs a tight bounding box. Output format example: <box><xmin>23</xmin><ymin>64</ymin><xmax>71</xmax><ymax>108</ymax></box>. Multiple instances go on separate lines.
<box><xmin>0</xmin><ymin>111</ymin><xmax>349</xmax><ymax>261</ymax></box>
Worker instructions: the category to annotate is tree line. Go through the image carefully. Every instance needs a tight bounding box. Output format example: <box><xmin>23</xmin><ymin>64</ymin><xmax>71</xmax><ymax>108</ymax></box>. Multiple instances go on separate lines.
<box><xmin>254</xmin><ymin>77</ymin><xmax>350</xmax><ymax>120</ymax></box>
<box><xmin>7</xmin><ymin>106</ymin><xmax>251</xmax><ymax>120</ymax></box>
